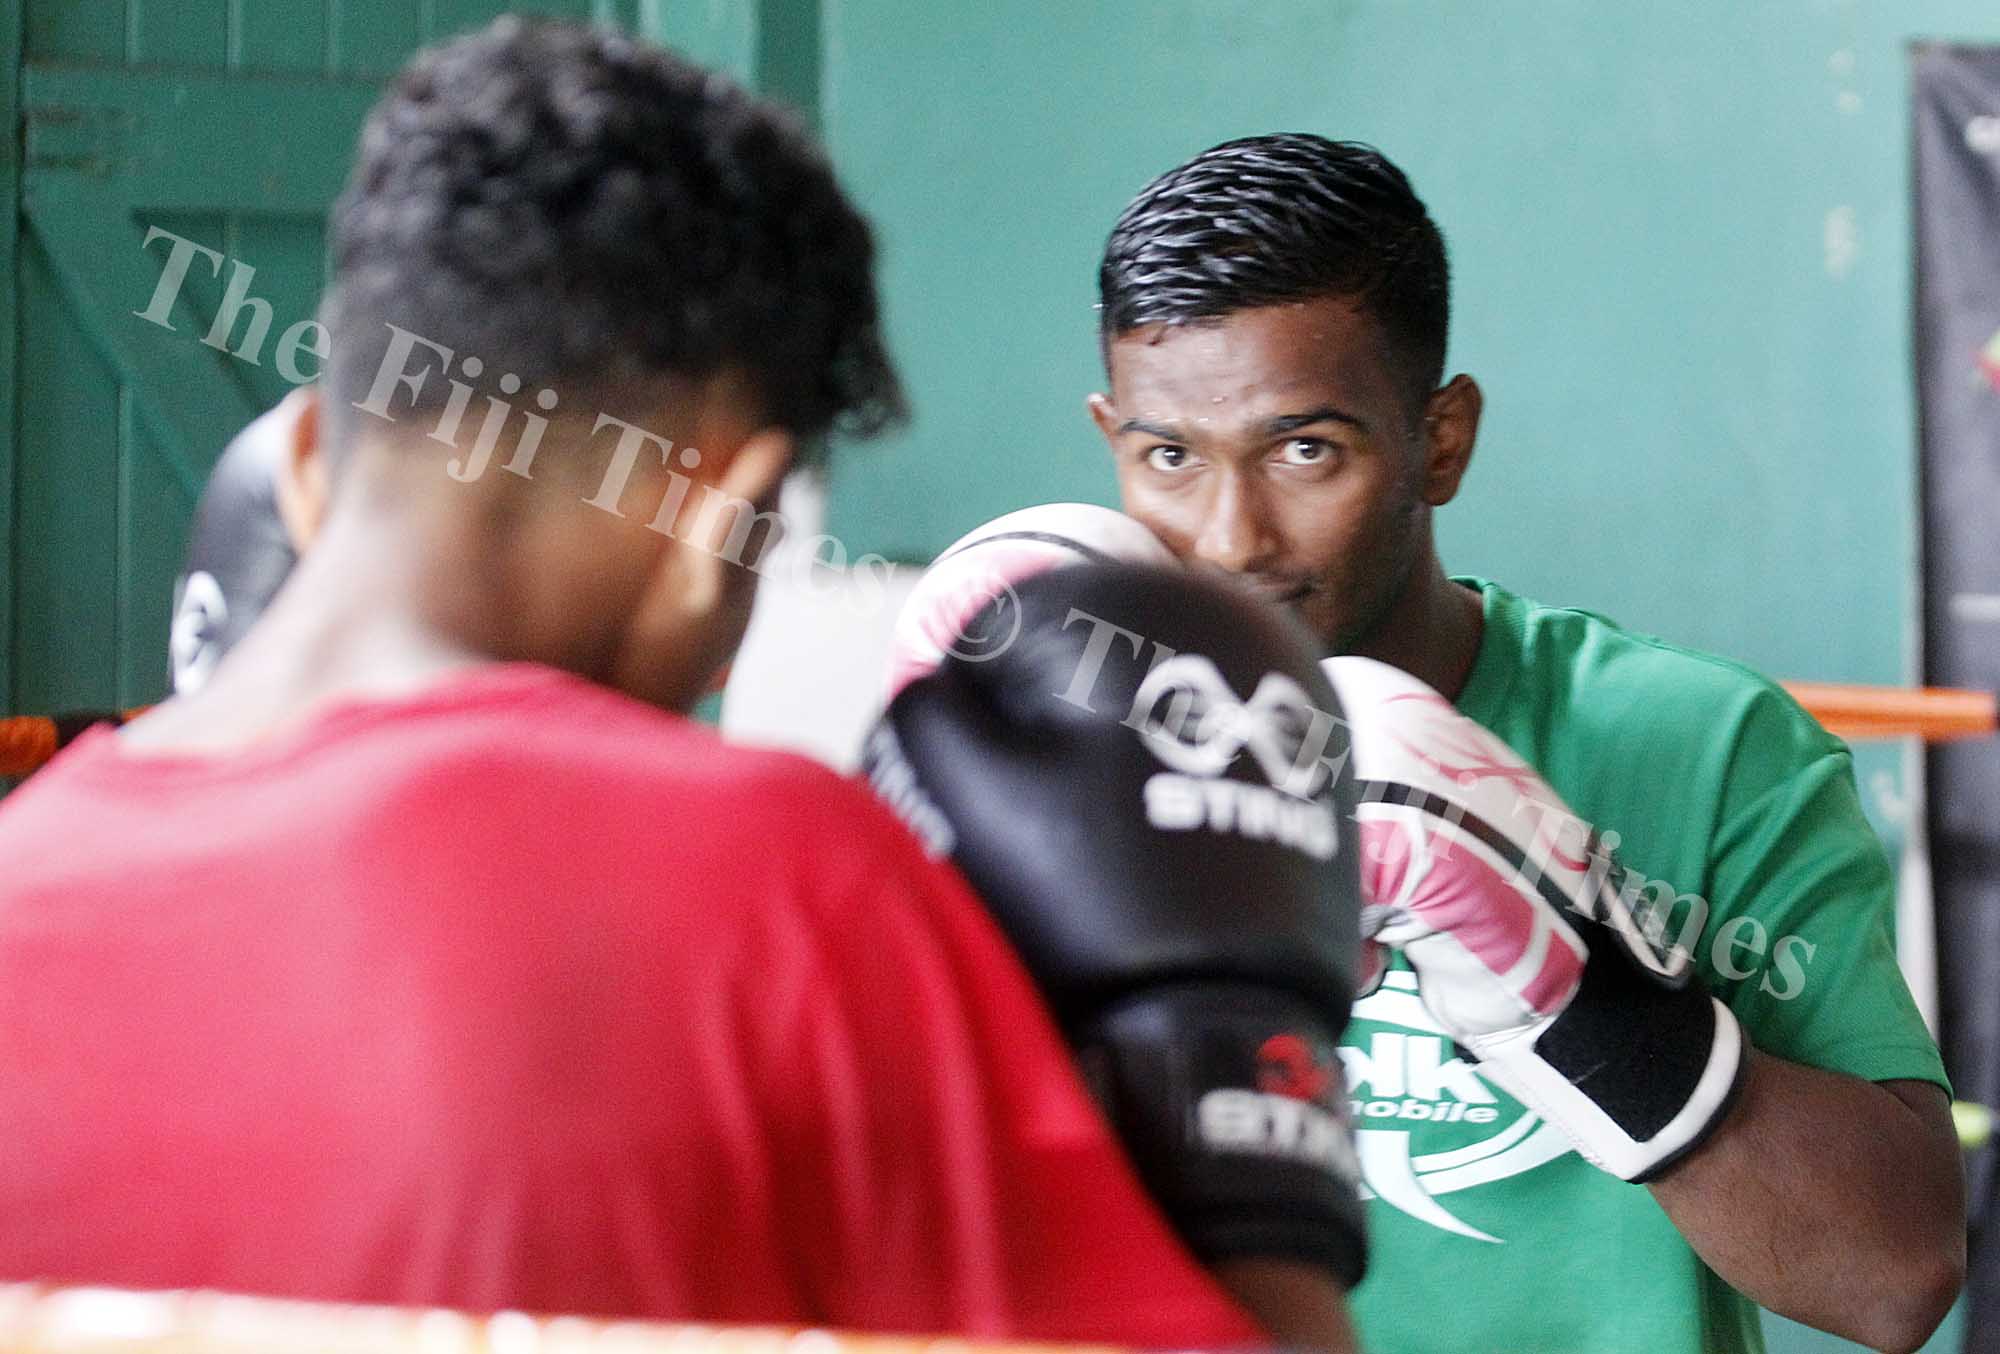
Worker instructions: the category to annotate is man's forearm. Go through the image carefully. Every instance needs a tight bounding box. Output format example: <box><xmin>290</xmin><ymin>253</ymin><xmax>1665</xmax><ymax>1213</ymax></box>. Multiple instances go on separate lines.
<box><xmin>1213</xmin><ymin>1258</ymin><xmax>1358</xmax><ymax>1354</ymax></box>
<box><xmin>1647</xmin><ymin>1047</ymin><xmax>1964</xmax><ymax>1354</ymax></box>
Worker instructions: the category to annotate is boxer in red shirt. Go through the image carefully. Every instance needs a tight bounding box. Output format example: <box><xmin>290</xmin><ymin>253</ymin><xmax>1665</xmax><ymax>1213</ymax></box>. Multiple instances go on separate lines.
<box><xmin>0</xmin><ymin>19</ymin><xmax>1361</xmax><ymax>1348</ymax></box>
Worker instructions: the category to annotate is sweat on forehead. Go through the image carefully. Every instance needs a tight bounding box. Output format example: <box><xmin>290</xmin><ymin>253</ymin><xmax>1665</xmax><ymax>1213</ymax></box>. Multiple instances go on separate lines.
<box><xmin>1103</xmin><ymin>300</ymin><xmax>1412</xmax><ymax>444</ymax></box>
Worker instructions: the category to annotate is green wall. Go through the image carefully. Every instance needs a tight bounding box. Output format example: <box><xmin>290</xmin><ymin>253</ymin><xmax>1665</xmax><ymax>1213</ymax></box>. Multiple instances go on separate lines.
<box><xmin>823</xmin><ymin>0</ymin><xmax>2000</xmax><ymax>690</ymax></box>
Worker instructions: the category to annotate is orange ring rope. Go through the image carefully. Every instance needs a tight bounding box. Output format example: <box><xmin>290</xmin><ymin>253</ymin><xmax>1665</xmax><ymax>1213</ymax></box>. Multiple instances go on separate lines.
<box><xmin>1781</xmin><ymin>682</ymin><xmax>1998</xmax><ymax>742</ymax></box>
<box><xmin>0</xmin><ymin>719</ymin><xmax>57</xmax><ymax>779</ymax></box>
<box><xmin>0</xmin><ymin>710</ymin><xmax>145</xmax><ymax>778</ymax></box>
<box><xmin>0</xmin><ymin>684</ymin><xmax>1990</xmax><ymax>781</ymax></box>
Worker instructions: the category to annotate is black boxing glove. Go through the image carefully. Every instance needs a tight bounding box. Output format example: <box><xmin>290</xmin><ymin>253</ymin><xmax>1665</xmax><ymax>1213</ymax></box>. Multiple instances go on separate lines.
<box><xmin>862</xmin><ymin>561</ymin><xmax>1368</xmax><ymax>1287</ymax></box>
<box><xmin>168</xmin><ymin>394</ymin><xmax>306</xmax><ymax>694</ymax></box>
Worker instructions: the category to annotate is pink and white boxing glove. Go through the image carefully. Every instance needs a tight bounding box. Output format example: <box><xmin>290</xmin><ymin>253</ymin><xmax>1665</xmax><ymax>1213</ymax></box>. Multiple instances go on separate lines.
<box><xmin>1325</xmin><ymin>655</ymin><xmax>1746</xmax><ymax>1182</ymax></box>
<box><xmin>885</xmin><ymin>502</ymin><xmax>1178</xmax><ymax>698</ymax></box>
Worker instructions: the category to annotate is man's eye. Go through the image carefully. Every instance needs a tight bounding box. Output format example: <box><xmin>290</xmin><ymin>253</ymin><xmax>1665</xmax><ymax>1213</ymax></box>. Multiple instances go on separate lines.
<box><xmin>1278</xmin><ymin>439</ymin><xmax>1337</xmax><ymax>467</ymax></box>
<box><xmin>1145</xmin><ymin>445</ymin><xmax>1192</xmax><ymax>471</ymax></box>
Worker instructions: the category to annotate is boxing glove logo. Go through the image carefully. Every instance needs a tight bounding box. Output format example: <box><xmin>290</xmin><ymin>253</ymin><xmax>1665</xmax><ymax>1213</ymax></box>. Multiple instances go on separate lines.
<box><xmin>1129</xmin><ymin>654</ymin><xmax>1337</xmax><ymax>797</ymax></box>
<box><xmin>169</xmin><ymin>571</ymin><xmax>229</xmax><ymax>696</ymax></box>
<box><xmin>1196</xmin><ymin>1028</ymin><xmax>1361</xmax><ymax>1185</ymax></box>
<box><xmin>1257</xmin><ymin>1032</ymin><xmax>1338</xmax><ymax>1101</ymax></box>
<box><xmin>1129</xmin><ymin>655</ymin><xmax>1344</xmax><ymax>861</ymax></box>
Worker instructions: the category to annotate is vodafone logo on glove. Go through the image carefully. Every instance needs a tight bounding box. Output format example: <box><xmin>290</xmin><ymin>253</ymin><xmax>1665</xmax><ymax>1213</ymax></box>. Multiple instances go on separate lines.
<box><xmin>1131</xmin><ymin>654</ymin><xmax>1343</xmax><ymax>861</ymax></box>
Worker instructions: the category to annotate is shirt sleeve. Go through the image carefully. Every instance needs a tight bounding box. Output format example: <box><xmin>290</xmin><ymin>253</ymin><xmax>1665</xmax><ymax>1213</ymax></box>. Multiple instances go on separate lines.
<box><xmin>767</xmin><ymin>829</ymin><xmax>1266</xmax><ymax>1347</ymax></box>
<box><xmin>1696</xmin><ymin>686</ymin><xmax>1950</xmax><ymax>1092</ymax></box>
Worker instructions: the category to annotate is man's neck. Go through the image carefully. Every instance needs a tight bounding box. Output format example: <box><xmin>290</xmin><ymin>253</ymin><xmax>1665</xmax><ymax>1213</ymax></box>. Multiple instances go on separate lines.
<box><xmin>1345</xmin><ymin>557</ymin><xmax>1486</xmax><ymax>703</ymax></box>
<box><xmin>123</xmin><ymin>515</ymin><xmax>488</xmax><ymax>755</ymax></box>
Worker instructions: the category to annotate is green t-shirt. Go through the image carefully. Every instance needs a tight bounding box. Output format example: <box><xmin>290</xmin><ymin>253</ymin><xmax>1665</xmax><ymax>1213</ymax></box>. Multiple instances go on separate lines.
<box><xmin>1347</xmin><ymin>580</ymin><xmax>1949</xmax><ymax>1354</ymax></box>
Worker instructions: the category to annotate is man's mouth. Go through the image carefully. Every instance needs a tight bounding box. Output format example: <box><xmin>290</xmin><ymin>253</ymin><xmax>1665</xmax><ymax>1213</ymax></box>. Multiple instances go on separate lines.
<box><xmin>1197</xmin><ymin>566</ymin><xmax>1316</xmax><ymax>609</ymax></box>
<box><xmin>1250</xmin><ymin>579</ymin><xmax>1315</xmax><ymax>607</ymax></box>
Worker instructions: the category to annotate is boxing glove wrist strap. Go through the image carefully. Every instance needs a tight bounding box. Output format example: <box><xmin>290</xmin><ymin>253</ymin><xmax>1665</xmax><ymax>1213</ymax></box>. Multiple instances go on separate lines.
<box><xmin>1078</xmin><ymin>983</ymin><xmax>1367</xmax><ymax>1287</ymax></box>
<box><xmin>1470</xmin><ymin>975</ymin><xmax>1747</xmax><ymax>1183</ymax></box>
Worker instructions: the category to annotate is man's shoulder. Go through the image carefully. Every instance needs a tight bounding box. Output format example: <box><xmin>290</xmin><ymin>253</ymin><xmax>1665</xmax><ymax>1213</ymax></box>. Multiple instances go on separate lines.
<box><xmin>505</xmin><ymin>673</ymin><xmax>958</xmax><ymax>892</ymax></box>
<box><xmin>424</xmin><ymin>664</ymin><xmax>880</xmax><ymax>806</ymax></box>
<box><xmin>1</xmin><ymin>666</ymin><xmax>925</xmax><ymax>888</ymax></box>
<box><xmin>488</xmin><ymin>681</ymin><xmax>930</xmax><ymax>876</ymax></box>
<box><xmin>1470</xmin><ymin>580</ymin><xmax>1840</xmax><ymax>766</ymax></box>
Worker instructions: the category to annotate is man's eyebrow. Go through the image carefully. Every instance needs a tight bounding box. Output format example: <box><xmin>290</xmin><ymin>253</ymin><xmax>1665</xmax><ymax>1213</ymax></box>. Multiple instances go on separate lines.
<box><xmin>1116</xmin><ymin>417</ymin><xmax>1186</xmax><ymax>441</ymax></box>
<box><xmin>1116</xmin><ymin>406</ymin><xmax>1370</xmax><ymax>441</ymax></box>
<box><xmin>1264</xmin><ymin>406</ymin><xmax>1368</xmax><ymax>436</ymax></box>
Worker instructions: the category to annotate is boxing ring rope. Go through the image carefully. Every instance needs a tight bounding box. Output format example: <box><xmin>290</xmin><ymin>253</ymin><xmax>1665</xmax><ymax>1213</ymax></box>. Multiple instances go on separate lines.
<box><xmin>3</xmin><ymin>683</ymin><xmax>1995</xmax><ymax>779</ymax></box>
<box><xmin>0</xmin><ymin>712</ymin><xmax>142</xmax><ymax>779</ymax></box>
<box><xmin>0</xmin><ymin>1286</ymin><xmax>1123</xmax><ymax>1354</ymax></box>
<box><xmin>1782</xmin><ymin>682</ymin><xmax>1999</xmax><ymax>742</ymax></box>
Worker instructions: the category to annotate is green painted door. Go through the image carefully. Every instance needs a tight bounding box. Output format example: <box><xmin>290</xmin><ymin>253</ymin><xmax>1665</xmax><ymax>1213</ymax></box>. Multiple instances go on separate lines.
<box><xmin>3</xmin><ymin>0</ymin><xmax>630</xmax><ymax>727</ymax></box>
<box><xmin>0</xmin><ymin>0</ymin><xmax>798</xmax><ymax>736</ymax></box>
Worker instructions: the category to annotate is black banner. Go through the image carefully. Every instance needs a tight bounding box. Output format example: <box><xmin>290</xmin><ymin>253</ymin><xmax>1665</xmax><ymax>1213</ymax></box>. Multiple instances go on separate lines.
<box><xmin>1914</xmin><ymin>41</ymin><xmax>2000</xmax><ymax>1354</ymax></box>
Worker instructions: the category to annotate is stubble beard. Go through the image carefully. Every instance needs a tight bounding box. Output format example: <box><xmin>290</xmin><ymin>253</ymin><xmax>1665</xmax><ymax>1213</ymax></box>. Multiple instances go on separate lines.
<box><xmin>1314</xmin><ymin>493</ymin><xmax>1430</xmax><ymax>659</ymax></box>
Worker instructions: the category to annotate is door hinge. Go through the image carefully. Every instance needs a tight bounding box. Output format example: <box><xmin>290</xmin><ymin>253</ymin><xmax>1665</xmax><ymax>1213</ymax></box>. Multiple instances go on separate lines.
<box><xmin>23</xmin><ymin>102</ymin><xmax>134</xmax><ymax>177</ymax></box>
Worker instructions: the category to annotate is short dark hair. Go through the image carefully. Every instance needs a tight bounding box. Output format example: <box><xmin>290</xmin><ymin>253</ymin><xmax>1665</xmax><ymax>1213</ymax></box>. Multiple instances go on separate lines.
<box><xmin>322</xmin><ymin>17</ymin><xmax>902</xmax><ymax>461</ymax></box>
<box><xmin>1098</xmin><ymin>134</ymin><xmax>1449</xmax><ymax>408</ymax></box>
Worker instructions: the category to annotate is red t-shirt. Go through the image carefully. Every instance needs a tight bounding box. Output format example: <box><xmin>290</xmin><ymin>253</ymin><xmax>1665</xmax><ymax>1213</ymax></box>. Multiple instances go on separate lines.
<box><xmin>0</xmin><ymin>664</ymin><xmax>1260</xmax><ymax>1346</ymax></box>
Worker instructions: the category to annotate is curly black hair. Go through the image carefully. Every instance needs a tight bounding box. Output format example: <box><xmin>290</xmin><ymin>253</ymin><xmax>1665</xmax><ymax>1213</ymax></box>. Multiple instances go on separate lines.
<box><xmin>322</xmin><ymin>17</ymin><xmax>903</xmax><ymax>462</ymax></box>
<box><xmin>1098</xmin><ymin>134</ymin><xmax>1449</xmax><ymax>410</ymax></box>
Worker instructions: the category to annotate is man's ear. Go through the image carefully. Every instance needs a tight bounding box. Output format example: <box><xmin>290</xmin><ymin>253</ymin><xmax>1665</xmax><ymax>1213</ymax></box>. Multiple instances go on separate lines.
<box><xmin>712</xmin><ymin>426</ymin><xmax>795</xmax><ymax>511</ymax></box>
<box><xmin>1087</xmin><ymin>391</ymin><xmax>1122</xmax><ymax>448</ymax></box>
<box><xmin>273</xmin><ymin>386</ymin><xmax>330</xmax><ymax>551</ymax></box>
<box><xmin>1419</xmin><ymin>375</ymin><xmax>1483</xmax><ymax>507</ymax></box>
<box><xmin>612</xmin><ymin>425</ymin><xmax>796</xmax><ymax>712</ymax></box>
<box><xmin>655</xmin><ymin>426</ymin><xmax>796</xmax><ymax>619</ymax></box>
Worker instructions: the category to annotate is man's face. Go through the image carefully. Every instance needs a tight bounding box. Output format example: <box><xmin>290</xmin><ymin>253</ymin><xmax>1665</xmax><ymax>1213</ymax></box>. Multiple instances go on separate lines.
<box><xmin>1092</xmin><ymin>296</ymin><xmax>1434</xmax><ymax>654</ymax></box>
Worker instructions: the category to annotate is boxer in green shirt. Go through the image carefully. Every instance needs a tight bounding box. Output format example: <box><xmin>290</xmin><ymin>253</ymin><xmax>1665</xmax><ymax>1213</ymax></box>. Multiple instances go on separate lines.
<box><xmin>1087</xmin><ymin>133</ymin><xmax>1964</xmax><ymax>1354</ymax></box>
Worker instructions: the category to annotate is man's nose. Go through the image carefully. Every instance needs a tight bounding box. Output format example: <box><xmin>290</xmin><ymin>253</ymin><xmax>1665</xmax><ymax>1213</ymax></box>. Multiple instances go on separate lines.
<box><xmin>1191</xmin><ymin>474</ymin><xmax>1280</xmax><ymax>575</ymax></box>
